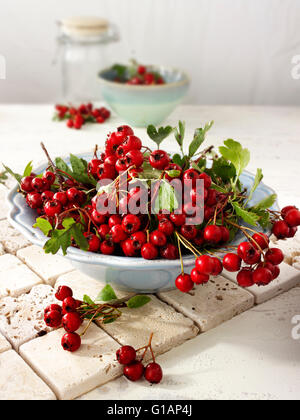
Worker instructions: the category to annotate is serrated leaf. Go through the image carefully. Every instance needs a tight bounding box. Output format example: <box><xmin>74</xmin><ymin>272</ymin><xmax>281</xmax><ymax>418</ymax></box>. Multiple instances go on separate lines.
<box><xmin>252</xmin><ymin>194</ymin><xmax>277</xmax><ymax>211</ymax></box>
<box><xmin>23</xmin><ymin>161</ymin><xmax>33</xmax><ymax>177</ymax></box>
<box><xmin>126</xmin><ymin>295</ymin><xmax>151</xmax><ymax>309</ymax></box>
<box><xmin>188</xmin><ymin>121</ymin><xmax>214</xmax><ymax>158</ymax></box>
<box><xmin>83</xmin><ymin>295</ymin><xmax>95</xmax><ymax>305</ymax></box>
<box><xmin>55</xmin><ymin>157</ymin><xmax>72</xmax><ymax>175</ymax></box>
<box><xmin>33</xmin><ymin>218</ymin><xmax>53</xmax><ymax>236</ymax></box>
<box><xmin>174</xmin><ymin>120</ymin><xmax>185</xmax><ymax>147</ymax></box>
<box><xmin>212</xmin><ymin>157</ymin><xmax>236</xmax><ymax>182</ymax></box>
<box><xmin>147</xmin><ymin>125</ymin><xmax>174</xmax><ymax>148</ymax></box>
<box><xmin>69</xmin><ymin>154</ymin><xmax>97</xmax><ymax>186</ymax></box>
<box><xmin>219</xmin><ymin>139</ymin><xmax>250</xmax><ymax>181</ymax></box>
<box><xmin>154</xmin><ymin>180</ymin><xmax>179</xmax><ymax>213</ymax></box>
<box><xmin>165</xmin><ymin>169</ymin><xmax>181</xmax><ymax>178</ymax></box>
<box><xmin>172</xmin><ymin>154</ymin><xmax>184</xmax><ymax>167</ymax></box>
<box><xmin>246</xmin><ymin>168</ymin><xmax>263</xmax><ymax>204</ymax></box>
<box><xmin>2</xmin><ymin>164</ymin><xmax>22</xmax><ymax>184</ymax></box>
<box><xmin>232</xmin><ymin>202</ymin><xmax>259</xmax><ymax>226</ymax></box>
<box><xmin>96</xmin><ymin>284</ymin><xmax>117</xmax><ymax>302</ymax></box>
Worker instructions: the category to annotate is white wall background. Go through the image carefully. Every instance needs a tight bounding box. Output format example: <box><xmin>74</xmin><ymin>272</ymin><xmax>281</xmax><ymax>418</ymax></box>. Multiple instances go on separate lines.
<box><xmin>0</xmin><ymin>0</ymin><xmax>300</xmax><ymax>105</ymax></box>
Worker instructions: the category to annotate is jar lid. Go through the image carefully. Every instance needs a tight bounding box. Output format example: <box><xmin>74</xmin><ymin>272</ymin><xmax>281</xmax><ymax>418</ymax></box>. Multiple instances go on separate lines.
<box><xmin>60</xmin><ymin>16</ymin><xmax>109</xmax><ymax>38</ymax></box>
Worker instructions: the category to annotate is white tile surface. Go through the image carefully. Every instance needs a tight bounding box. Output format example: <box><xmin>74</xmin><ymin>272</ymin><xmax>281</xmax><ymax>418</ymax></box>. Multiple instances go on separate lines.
<box><xmin>20</xmin><ymin>323</ymin><xmax>121</xmax><ymax>400</ymax></box>
<box><xmin>0</xmin><ymin>284</ymin><xmax>59</xmax><ymax>350</ymax></box>
<box><xmin>223</xmin><ymin>262</ymin><xmax>300</xmax><ymax>304</ymax></box>
<box><xmin>80</xmin><ymin>288</ymin><xmax>300</xmax><ymax>401</ymax></box>
<box><xmin>0</xmin><ymin>264</ymin><xmax>42</xmax><ymax>298</ymax></box>
<box><xmin>0</xmin><ymin>350</ymin><xmax>56</xmax><ymax>400</ymax></box>
<box><xmin>98</xmin><ymin>295</ymin><xmax>199</xmax><ymax>358</ymax></box>
<box><xmin>0</xmin><ymin>253</ymin><xmax>22</xmax><ymax>272</ymax></box>
<box><xmin>17</xmin><ymin>245</ymin><xmax>73</xmax><ymax>286</ymax></box>
<box><xmin>158</xmin><ymin>277</ymin><xmax>254</xmax><ymax>332</ymax></box>
<box><xmin>270</xmin><ymin>235</ymin><xmax>300</xmax><ymax>266</ymax></box>
<box><xmin>0</xmin><ymin>185</ymin><xmax>9</xmax><ymax>221</ymax></box>
<box><xmin>0</xmin><ymin>332</ymin><xmax>11</xmax><ymax>353</ymax></box>
<box><xmin>55</xmin><ymin>270</ymin><xmax>107</xmax><ymax>301</ymax></box>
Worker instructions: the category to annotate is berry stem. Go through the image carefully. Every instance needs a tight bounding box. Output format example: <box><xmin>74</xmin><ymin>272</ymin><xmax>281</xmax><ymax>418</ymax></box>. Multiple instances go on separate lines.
<box><xmin>40</xmin><ymin>142</ymin><xmax>65</xmax><ymax>189</ymax></box>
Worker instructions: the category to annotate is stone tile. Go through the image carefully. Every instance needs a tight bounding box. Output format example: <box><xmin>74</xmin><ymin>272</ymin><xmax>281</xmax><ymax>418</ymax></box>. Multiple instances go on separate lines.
<box><xmin>0</xmin><ymin>254</ymin><xmax>23</xmax><ymax>272</ymax></box>
<box><xmin>0</xmin><ymin>332</ymin><xmax>11</xmax><ymax>353</ymax></box>
<box><xmin>20</xmin><ymin>323</ymin><xmax>121</xmax><ymax>400</ymax></box>
<box><xmin>0</xmin><ymin>285</ymin><xmax>59</xmax><ymax>350</ymax></box>
<box><xmin>293</xmin><ymin>256</ymin><xmax>300</xmax><ymax>271</ymax></box>
<box><xmin>0</xmin><ymin>185</ymin><xmax>9</xmax><ymax>221</ymax></box>
<box><xmin>17</xmin><ymin>245</ymin><xmax>73</xmax><ymax>286</ymax></box>
<box><xmin>0</xmin><ymin>220</ymin><xmax>31</xmax><ymax>255</ymax></box>
<box><xmin>55</xmin><ymin>270</ymin><xmax>107</xmax><ymax>302</ymax></box>
<box><xmin>98</xmin><ymin>295</ymin><xmax>199</xmax><ymax>357</ymax></box>
<box><xmin>222</xmin><ymin>262</ymin><xmax>300</xmax><ymax>304</ymax></box>
<box><xmin>270</xmin><ymin>235</ymin><xmax>300</xmax><ymax>265</ymax></box>
<box><xmin>0</xmin><ymin>350</ymin><xmax>56</xmax><ymax>400</ymax></box>
<box><xmin>0</xmin><ymin>264</ymin><xmax>43</xmax><ymax>298</ymax></box>
<box><xmin>158</xmin><ymin>277</ymin><xmax>254</xmax><ymax>333</ymax></box>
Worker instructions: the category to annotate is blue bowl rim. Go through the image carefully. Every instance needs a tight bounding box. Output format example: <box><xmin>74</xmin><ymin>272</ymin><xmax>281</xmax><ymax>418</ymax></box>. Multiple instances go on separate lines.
<box><xmin>98</xmin><ymin>65</ymin><xmax>190</xmax><ymax>91</ymax></box>
<box><xmin>6</xmin><ymin>153</ymin><xmax>279</xmax><ymax>270</ymax></box>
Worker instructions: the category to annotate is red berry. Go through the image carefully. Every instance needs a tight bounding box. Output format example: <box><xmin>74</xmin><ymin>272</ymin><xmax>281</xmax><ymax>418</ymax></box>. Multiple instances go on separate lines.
<box><xmin>91</xmin><ymin>209</ymin><xmax>106</xmax><ymax>225</ymax></box>
<box><xmin>193</xmin><ymin>230</ymin><xmax>205</xmax><ymax>247</ymax></box>
<box><xmin>61</xmin><ymin>332</ymin><xmax>81</xmax><ymax>352</ymax></box>
<box><xmin>284</xmin><ymin>209</ymin><xmax>300</xmax><ymax>227</ymax></box>
<box><xmin>96</xmin><ymin>116</ymin><xmax>105</xmax><ymax>124</ymax></box>
<box><xmin>252</xmin><ymin>232</ymin><xmax>270</xmax><ymax>249</ymax></box>
<box><xmin>88</xmin><ymin>159</ymin><xmax>102</xmax><ymax>176</ymax></box>
<box><xmin>144</xmin><ymin>362</ymin><xmax>163</xmax><ymax>384</ymax></box>
<box><xmin>137</xmin><ymin>65</ymin><xmax>146</xmax><ymax>75</ymax></box>
<box><xmin>97</xmin><ymin>163</ymin><xmax>116</xmax><ymax>180</ymax></box>
<box><xmin>43</xmin><ymin>171</ymin><xmax>56</xmax><ymax>185</ymax></box>
<box><xmin>67</xmin><ymin>119</ymin><xmax>74</xmax><ymax>128</ymax></box>
<box><xmin>62</xmin><ymin>297</ymin><xmax>78</xmax><ymax>313</ymax></box>
<box><xmin>123</xmin><ymin>361</ymin><xmax>144</xmax><ymax>381</ymax></box>
<box><xmin>116</xmin><ymin>125</ymin><xmax>134</xmax><ymax>138</ymax></box>
<box><xmin>164</xmin><ymin>163</ymin><xmax>182</xmax><ymax>182</ymax></box>
<box><xmin>126</xmin><ymin>150</ymin><xmax>144</xmax><ymax>168</ymax></box>
<box><xmin>62</xmin><ymin>312</ymin><xmax>82</xmax><ymax>333</ymax></box>
<box><xmin>199</xmin><ymin>173</ymin><xmax>212</xmax><ymax>189</ymax></box>
<box><xmin>100</xmin><ymin>239</ymin><xmax>115</xmax><ymax>255</ymax></box>
<box><xmin>111</xmin><ymin>224</ymin><xmax>127</xmax><ymax>243</ymax></box>
<box><xmin>223</xmin><ymin>253</ymin><xmax>242</xmax><ymax>272</ymax></box>
<box><xmin>44</xmin><ymin>304</ymin><xmax>62</xmax><ymax>315</ymax></box>
<box><xmin>115</xmin><ymin>158</ymin><xmax>129</xmax><ymax>172</ymax></box>
<box><xmin>204</xmin><ymin>225</ymin><xmax>222</xmax><ymax>244</ymax></box>
<box><xmin>44</xmin><ymin>310</ymin><xmax>62</xmax><ymax>328</ymax></box>
<box><xmin>127</xmin><ymin>76</ymin><xmax>141</xmax><ymax>85</ymax></box>
<box><xmin>41</xmin><ymin>190</ymin><xmax>54</xmax><ymax>202</ymax></box>
<box><xmin>84</xmin><ymin>233</ymin><xmax>100</xmax><ymax>252</ymax></box>
<box><xmin>108</xmin><ymin>215</ymin><xmax>122</xmax><ymax>228</ymax></box>
<box><xmin>116</xmin><ymin>345</ymin><xmax>136</xmax><ymax>365</ymax></box>
<box><xmin>55</xmin><ymin>285</ymin><xmax>73</xmax><ymax>301</ymax></box>
<box><xmin>281</xmin><ymin>206</ymin><xmax>297</xmax><ymax>219</ymax></box>
<box><xmin>180</xmin><ymin>224</ymin><xmax>197</xmax><ymax>240</ymax></box>
<box><xmin>175</xmin><ymin>273</ymin><xmax>194</xmax><ymax>292</ymax></box>
<box><xmin>149</xmin><ymin>150</ymin><xmax>170</xmax><ymax>170</ymax></box>
<box><xmin>191</xmin><ymin>268</ymin><xmax>209</xmax><ymax>284</ymax></box>
<box><xmin>98</xmin><ymin>224</ymin><xmax>110</xmax><ymax>239</ymax></box>
<box><xmin>66</xmin><ymin>188</ymin><xmax>81</xmax><ymax>203</ymax></box>
<box><xmin>21</xmin><ymin>176</ymin><xmax>34</xmax><ymax>192</ymax></box>
<box><xmin>121</xmin><ymin>238</ymin><xmax>138</xmax><ymax>257</ymax></box>
<box><xmin>211</xmin><ymin>258</ymin><xmax>223</xmax><ymax>276</ymax></box>
<box><xmin>160</xmin><ymin>244</ymin><xmax>179</xmax><ymax>260</ymax></box>
<box><xmin>130</xmin><ymin>231</ymin><xmax>147</xmax><ymax>250</ymax></box>
<box><xmin>237</xmin><ymin>242</ymin><xmax>261</xmax><ymax>265</ymax></box>
<box><xmin>272</xmin><ymin>265</ymin><xmax>280</xmax><ymax>279</ymax></box>
<box><xmin>237</xmin><ymin>269</ymin><xmax>254</xmax><ymax>287</ymax></box>
<box><xmin>286</xmin><ymin>227</ymin><xmax>297</xmax><ymax>238</ymax></box>
<box><xmin>253</xmin><ymin>267</ymin><xmax>273</xmax><ymax>286</ymax></box>
<box><xmin>170</xmin><ymin>212</ymin><xmax>186</xmax><ymax>227</ymax></box>
<box><xmin>150</xmin><ymin>230</ymin><xmax>167</xmax><ymax>247</ymax></box>
<box><xmin>32</xmin><ymin>177</ymin><xmax>45</xmax><ymax>192</ymax></box>
<box><xmin>53</xmin><ymin>191</ymin><xmax>68</xmax><ymax>206</ymax></box>
<box><xmin>123</xmin><ymin>135</ymin><xmax>142</xmax><ymax>152</ymax></box>
<box><xmin>220</xmin><ymin>226</ymin><xmax>230</xmax><ymax>243</ymax></box>
<box><xmin>26</xmin><ymin>192</ymin><xmax>43</xmax><ymax>209</ymax></box>
<box><xmin>272</xmin><ymin>221</ymin><xmax>289</xmax><ymax>240</ymax></box>
<box><xmin>195</xmin><ymin>255</ymin><xmax>214</xmax><ymax>275</ymax></box>
<box><xmin>206</xmin><ymin>189</ymin><xmax>217</xmax><ymax>206</ymax></box>
<box><xmin>158</xmin><ymin>219</ymin><xmax>174</xmax><ymax>236</ymax></box>
<box><xmin>141</xmin><ymin>243</ymin><xmax>158</xmax><ymax>260</ymax></box>
<box><xmin>105</xmin><ymin>155</ymin><xmax>117</xmax><ymax>166</ymax></box>
<box><xmin>144</xmin><ymin>73</ymin><xmax>155</xmax><ymax>85</ymax></box>
<box><xmin>44</xmin><ymin>200</ymin><xmax>62</xmax><ymax>217</ymax></box>
<box><xmin>122</xmin><ymin>214</ymin><xmax>141</xmax><ymax>234</ymax></box>
<box><xmin>265</xmin><ymin>248</ymin><xmax>284</xmax><ymax>265</ymax></box>
<box><xmin>257</xmin><ymin>262</ymin><xmax>277</xmax><ymax>279</ymax></box>
<box><xmin>182</xmin><ymin>169</ymin><xmax>199</xmax><ymax>187</ymax></box>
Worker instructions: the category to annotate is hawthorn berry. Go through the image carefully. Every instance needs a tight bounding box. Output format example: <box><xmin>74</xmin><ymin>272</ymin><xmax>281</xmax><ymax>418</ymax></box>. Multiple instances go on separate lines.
<box><xmin>53</xmin><ymin>191</ymin><xmax>68</xmax><ymax>206</ymax></box>
<box><xmin>265</xmin><ymin>248</ymin><xmax>284</xmax><ymax>265</ymax></box>
<box><xmin>149</xmin><ymin>150</ymin><xmax>170</xmax><ymax>170</ymax></box>
<box><xmin>195</xmin><ymin>255</ymin><xmax>214</xmax><ymax>275</ymax></box>
<box><xmin>170</xmin><ymin>212</ymin><xmax>186</xmax><ymax>227</ymax></box>
<box><xmin>199</xmin><ymin>173</ymin><xmax>212</xmax><ymax>189</ymax></box>
<box><xmin>62</xmin><ymin>312</ymin><xmax>82</xmax><ymax>333</ymax></box>
<box><xmin>44</xmin><ymin>304</ymin><xmax>62</xmax><ymax>315</ymax></box>
<box><xmin>252</xmin><ymin>232</ymin><xmax>270</xmax><ymax>249</ymax></box>
<box><xmin>44</xmin><ymin>310</ymin><xmax>62</xmax><ymax>328</ymax></box>
<box><xmin>160</xmin><ymin>244</ymin><xmax>179</xmax><ymax>260</ymax></box>
<box><xmin>126</xmin><ymin>149</ymin><xmax>144</xmax><ymax>168</ymax></box>
<box><xmin>44</xmin><ymin>200</ymin><xmax>62</xmax><ymax>217</ymax></box>
<box><xmin>32</xmin><ymin>177</ymin><xmax>45</xmax><ymax>192</ymax></box>
<box><xmin>55</xmin><ymin>285</ymin><xmax>73</xmax><ymax>301</ymax></box>
<box><xmin>211</xmin><ymin>258</ymin><xmax>223</xmax><ymax>276</ymax></box>
<box><xmin>150</xmin><ymin>230</ymin><xmax>167</xmax><ymax>247</ymax></box>
<box><xmin>284</xmin><ymin>209</ymin><xmax>300</xmax><ymax>227</ymax></box>
<box><xmin>123</xmin><ymin>361</ymin><xmax>144</xmax><ymax>382</ymax></box>
<box><xmin>144</xmin><ymin>362</ymin><xmax>163</xmax><ymax>384</ymax></box>
<box><xmin>116</xmin><ymin>346</ymin><xmax>136</xmax><ymax>365</ymax></box>
<box><xmin>21</xmin><ymin>176</ymin><xmax>34</xmax><ymax>192</ymax></box>
<box><xmin>61</xmin><ymin>332</ymin><xmax>81</xmax><ymax>352</ymax></box>
<box><xmin>62</xmin><ymin>296</ymin><xmax>78</xmax><ymax>313</ymax></box>
<box><xmin>182</xmin><ymin>169</ymin><xmax>199</xmax><ymax>187</ymax></box>
<box><xmin>98</xmin><ymin>224</ymin><xmax>110</xmax><ymax>239</ymax></box>
<box><xmin>281</xmin><ymin>206</ymin><xmax>297</xmax><ymax>219</ymax></box>
<box><xmin>122</xmin><ymin>214</ymin><xmax>141</xmax><ymax>234</ymax></box>
<box><xmin>158</xmin><ymin>219</ymin><xmax>174</xmax><ymax>236</ymax></box>
<box><xmin>141</xmin><ymin>243</ymin><xmax>158</xmax><ymax>260</ymax></box>
<box><xmin>26</xmin><ymin>192</ymin><xmax>43</xmax><ymax>209</ymax></box>
<box><xmin>237</xmin><ymin>242</ymin><xmax>261</xmax><ymax>265</ymax></box>
<box><xmin>84</xmin><ymin>233</ymin><xmax>101</xmax><ymax>252</ymax></box>
<box><xmin>41</xmin><ymin>190</ymin><xmax>54</xmax><ymax>202</ymax></box>
<box><xmin>223</xmin><ymin>253</ymin><xmax>242</xmax><ymax>272</ymax></box>
<box><xmin>191</xmin><ymin>268</ymin><xmax>209</xmax><ymax>284</ymax></box>
<box><xmin>253</xmin><ymin>267</ymin><xmax>273</xmax><ymax>286</ymax></box>
<box><xmin>204</xmin><ymin>225</ymin><xmax>222</xmax><ymax>244</ymax></box>
<box><xmin>100</xmin><ymin>240</ymin><xmax>115</xmax><ymax>255</ymax></box>
<box><xmin>111</xmin><ymin>224</ymin><xmax>127</xmax><ymax>243</ymax></box>
<box><xmin>175</xmin><ymin>273</ymin><xmax>194</xmax><ymax>293</ymax></box>
<box><xmin>237</xmin><ymin>269</ymin><xmax>254</xmax><ymax>287</ymax></box>
<box><xmin>130</xmin><ymin>231</ymin><xmax>147</xmax><ymax>250</ymax></box>
<box><xmin>272</xmin><ymin>221</ymin><xmax>289</xmax><ymax>240</ymax></box>
<box><xmin>43</xmin><ymin>171</ymin><xmax>56</xmax><ymax>185</ymax></box>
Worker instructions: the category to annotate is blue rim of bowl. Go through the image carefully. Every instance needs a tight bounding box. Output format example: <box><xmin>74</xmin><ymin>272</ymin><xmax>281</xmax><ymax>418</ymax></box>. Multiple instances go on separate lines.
<box><xmin>98</xmin><ymin>66</ymin><xmax>190</xmax><ymax>91</ymax></box>
<box><xmin>6</xmin><ymin>154</ymin><xmax>279</xmax><ymax>270</ymax></box>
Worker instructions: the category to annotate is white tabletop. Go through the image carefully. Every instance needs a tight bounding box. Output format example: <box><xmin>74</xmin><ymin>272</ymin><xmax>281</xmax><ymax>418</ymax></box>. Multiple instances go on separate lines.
<box><xmin>1</xmin><ymin>104</ymin><xmax>300</xmax><ymax>400</ymax></box>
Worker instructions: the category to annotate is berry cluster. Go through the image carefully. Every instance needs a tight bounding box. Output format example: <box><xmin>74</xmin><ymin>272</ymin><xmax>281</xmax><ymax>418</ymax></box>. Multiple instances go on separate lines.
<box><xmin>126</xmin><ymin>65</ymin><xmax>165</xmax><ymax>85</ymax></box>
<box><xmin>54</xmin><ymin>103</ymin><xmax>110</xmax><ymax>129</ymax></box>
<box><xmin>44</xmin><ymin>285</ymin><xmax>83</xmax><ymax>352</ymax></box>
<box><xmin>272</xmin><ymin>206</ymin><xmax>300</xmax><ymax>239</ymax></box>
<box><xmin>116</xmin><ymin>333</ymin><xmax>163</xmax><ymax>384</ymax></box>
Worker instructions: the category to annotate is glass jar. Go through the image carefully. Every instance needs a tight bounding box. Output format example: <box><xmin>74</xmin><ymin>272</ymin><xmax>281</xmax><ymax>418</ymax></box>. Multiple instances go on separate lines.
<box><xmin>57</xmin><ymin>16</ymin><xmax>119</xmax><ymax>104</ymax></box>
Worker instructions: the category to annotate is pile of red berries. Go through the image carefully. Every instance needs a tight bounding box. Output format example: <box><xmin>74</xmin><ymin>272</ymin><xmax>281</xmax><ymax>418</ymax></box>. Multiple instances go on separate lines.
<box><xmin>55</xmin><ymin>103</ymin><xmax>111</xmax><ymax>129</ymax></box>
<box><xmin>44</xmin><ymin>285</ymin><xmax>83</xmax><ymax>352</ymax></box>
<box><xmin>116</xmin><ymin>334</ymin><xmax>163</xmax><ymax>384</ymax></box>
<box><xmin>272</xmin><ymin>206</ymin><xmax>300</xmax><ymax>239</ymax></box>
<box><xmin>126</xmin><ymin>65</ymin><xmax>165</xmax><ymax>85</ymax></box>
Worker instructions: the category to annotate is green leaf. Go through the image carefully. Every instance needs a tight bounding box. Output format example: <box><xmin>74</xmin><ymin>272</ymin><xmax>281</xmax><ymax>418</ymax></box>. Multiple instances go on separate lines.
<box><xmin>96</xmin><ymin>285</ymin><xmax>117</xmax><ymax>302</ymax></box>
<box><xmin>33</xmin><ymin>218</ymin><xmax>53</xmax><ymax>236</ymax></box>
<box><xmin>83</xmin><ymin>295</ymin><xmax>95</xmax><ymax>305</ymax></box>
<box><xmin>219</xmin><ymin>139</ymin><xmax>250</xmax><ymax>181</ymax></box>
<box><xmin>232</xmin><ymin>202</ymin><xmax>259</xmax><ymax>226</ymax></box>
<box><xmin>154</xmin><ymin>180</ymin><xmax>179</xmax><ymax>213</ymax></box>
<box><xmin>246</xmin><ymin>168</ymin><xmax>263</xmax><ymax>204</ymax></box>
<box><xmin>0</xmin><ymin>170</ymin><xmax>8</xmax><ymax>185</ymax></box>
<box><xmin>212</xmin><ymin>157</ymin><xmax>236</xmax><ymax>182</ymax></box>
<box><xmin>44</xmin><ymin>217</ymin><xmax>89</xmax><ymax>256</ymax></box>
<box><xmin>2</xmin><ymin>164</ymin><xmax>22</xmax><ymax>184</ymax></box>
<box><xmin>126</xmin><ymin>295</ymin><xmax>151</xmax><ymax>309</ymax></box>
<box><xmin>174</xmin><ymin>120</ymin><xmax>185</xmax><ymax>148</ymax></box>
<box><xmin>188</xmin><ymin>121</ymin><xmax>214</xmax><ymax>158</ymax></box>
<box><xmin>147</xmin><ymin>125</ymin><xmax>174</xmax><ymax>148</ymax></box>
<box><xmin>112</xmin><ymin>64</ymin><xmax>127</xmax><ymax>79</ymax></box>
<box><xmin>69</xmin><ymin>154</ymin><xmax>97</xmax><ymax>186</ymax></box>
<box><xmin>55</xmin><ymin>157</ymin><xmax>72</xmax><ymax>175</ymax></box>
<box><xmin>23</xmin><ymin>161</ymin><xmax>33</xmax><ymax>177</ymax></box>
<box><xmin>252</xmin><ymin>194</ymin><xmax>277</xmax><ymax>211</ymax></box>
<box><xmin>172</xmin><ymin>154</ymin><xmax>184</xmax><ymax>167</ymax></box>
<box><xmin>165</xmin><ymin>169</ymin><xmax>181</xmax><ymax>178</ymax></box>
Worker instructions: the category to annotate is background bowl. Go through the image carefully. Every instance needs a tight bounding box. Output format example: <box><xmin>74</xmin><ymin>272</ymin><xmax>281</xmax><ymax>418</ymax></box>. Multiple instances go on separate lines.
<box><xmin>98</xmin><ymin>66</ymin><xmax>190</xmax><ymax>127</ymax></box>
<box><xmin>7</xmin><ymin>153</ymin><xmax>278</xmax><ymax>293</ymax></box>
